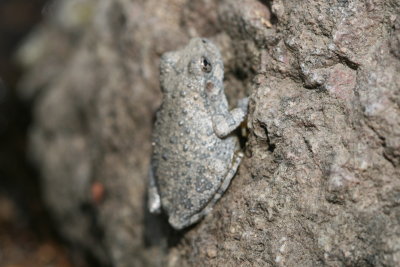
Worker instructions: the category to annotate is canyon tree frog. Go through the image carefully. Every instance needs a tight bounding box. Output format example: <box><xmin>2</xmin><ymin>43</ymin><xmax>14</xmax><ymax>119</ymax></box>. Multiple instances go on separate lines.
<box><xmin>148</xmin><ymin>38</ymin><xmax>248</xmax><ymax>230</ymax></box>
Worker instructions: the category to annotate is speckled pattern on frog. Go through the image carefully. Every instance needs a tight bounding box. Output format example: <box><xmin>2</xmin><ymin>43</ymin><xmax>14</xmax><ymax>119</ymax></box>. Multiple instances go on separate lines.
<box><xmin>148</xmin><ymin>38</ymin><xmax>248</xmax><ymax>230</ymax></box>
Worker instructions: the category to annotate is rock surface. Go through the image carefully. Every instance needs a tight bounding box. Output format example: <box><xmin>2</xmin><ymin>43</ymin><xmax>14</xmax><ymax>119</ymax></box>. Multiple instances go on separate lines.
<box><xmin>18</xmin><ymin>0</ymin><xmax>400</xmax><ymax>266</ymax></box>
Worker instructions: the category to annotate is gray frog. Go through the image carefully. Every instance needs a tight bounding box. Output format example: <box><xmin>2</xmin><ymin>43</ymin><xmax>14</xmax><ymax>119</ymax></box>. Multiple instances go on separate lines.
<box><xmin>148</xmin><ymin>38</ymin><xmax>248</xmax><ymax>230</ymax></box>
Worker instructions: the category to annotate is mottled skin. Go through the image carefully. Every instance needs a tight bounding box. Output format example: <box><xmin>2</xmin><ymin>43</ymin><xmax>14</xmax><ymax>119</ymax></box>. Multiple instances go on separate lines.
<box><xmin>149</xmin><ymin>38</ymin><xmax>248</xmax><ymax>230</ymax></box>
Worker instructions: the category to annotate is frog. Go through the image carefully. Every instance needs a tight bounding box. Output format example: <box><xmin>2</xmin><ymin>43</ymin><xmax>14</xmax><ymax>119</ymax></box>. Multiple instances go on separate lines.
<box><xmin>148</xmin><ymin>38</ymin><xmax>248</xmax><ymax>230</ymax></box>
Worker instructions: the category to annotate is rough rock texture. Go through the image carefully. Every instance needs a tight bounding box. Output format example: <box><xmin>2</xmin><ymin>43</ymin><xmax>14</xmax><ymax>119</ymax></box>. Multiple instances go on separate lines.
<box><xmin>18</xmin><ymin>0</ymin><xmax>400</xmax><ymax>266</ymax></box>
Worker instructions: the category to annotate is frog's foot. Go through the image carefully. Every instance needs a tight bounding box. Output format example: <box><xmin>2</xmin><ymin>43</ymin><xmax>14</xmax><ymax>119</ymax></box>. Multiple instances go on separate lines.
<box><xmin>148</xmin><ymin>168</ymin><xmax>161</xmax><ymax>214</ymax></box>
<box><xmin>212</xmin><ymin>97</ymin><xmax>249</xmax><ymax>138</ymax></box>
<box><xmin>169</xmin><ymin>151</ymin><xmax>243</xmax><ymax>230</ymax></box>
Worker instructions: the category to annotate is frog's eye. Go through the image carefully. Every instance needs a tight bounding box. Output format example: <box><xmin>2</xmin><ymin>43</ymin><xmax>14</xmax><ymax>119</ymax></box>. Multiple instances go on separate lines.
<box><xmin>201</xmin><ymin>57</ymin><xmax>212</xmax><ymax>73</ymax></box>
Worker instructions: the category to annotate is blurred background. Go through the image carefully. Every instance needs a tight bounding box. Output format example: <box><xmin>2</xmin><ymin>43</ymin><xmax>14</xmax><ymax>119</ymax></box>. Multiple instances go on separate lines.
<box><xmin>0</xmin><ymin>0</ymin><xmax>87</xmax><ymax>266</ymax></box>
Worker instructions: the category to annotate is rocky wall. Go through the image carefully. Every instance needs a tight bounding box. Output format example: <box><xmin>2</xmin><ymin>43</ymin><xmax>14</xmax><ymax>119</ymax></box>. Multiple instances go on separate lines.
<box><xmin>18</xmin><ymin>0</ymin><xmax>400</xmax><ymax>266</ymax></box>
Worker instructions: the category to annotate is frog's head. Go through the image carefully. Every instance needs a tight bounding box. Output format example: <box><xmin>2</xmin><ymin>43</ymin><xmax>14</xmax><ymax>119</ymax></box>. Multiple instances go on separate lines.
<box><xmin>160</xmin><ymin>38</ymin><xmax>224</xmax><ymax>95</ymax></box>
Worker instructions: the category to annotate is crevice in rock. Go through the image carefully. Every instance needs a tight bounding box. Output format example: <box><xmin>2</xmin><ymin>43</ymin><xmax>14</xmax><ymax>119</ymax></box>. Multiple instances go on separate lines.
<box><xmin>258</xmin><ymin>0</ymin><xmax>278</xmax><ymax>26</ymax></box>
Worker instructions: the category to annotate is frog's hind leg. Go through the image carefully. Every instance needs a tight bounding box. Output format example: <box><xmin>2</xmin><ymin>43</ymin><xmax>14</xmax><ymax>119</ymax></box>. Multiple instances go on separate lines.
<box><xmin>210</xmin><ymin>151</ymin><xmax>243</xmax><ymax>207</ymax></box>
<box><xmin>185</xmin><ymin>151</ymin><xmax>243</xmax><ymax>227</ymax></box>
<box><xmin>148</xmin><ymin>168</ymin><xmax>161</xmax><ymax>214</ymax></box>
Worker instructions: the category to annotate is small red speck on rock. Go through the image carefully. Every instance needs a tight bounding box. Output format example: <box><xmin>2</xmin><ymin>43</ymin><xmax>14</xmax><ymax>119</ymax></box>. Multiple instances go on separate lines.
<box><xmin>91</xmin><ymin>182</ymin><xmax>105</xmax><ymax>205</ymax></box>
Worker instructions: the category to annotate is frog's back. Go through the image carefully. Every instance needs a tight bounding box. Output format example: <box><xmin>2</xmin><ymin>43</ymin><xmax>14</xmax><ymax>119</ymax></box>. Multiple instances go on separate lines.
<box><xmin>151</xmin><ymin>92</ymin><xmax>238</xmax><ymax>226</ymax></box>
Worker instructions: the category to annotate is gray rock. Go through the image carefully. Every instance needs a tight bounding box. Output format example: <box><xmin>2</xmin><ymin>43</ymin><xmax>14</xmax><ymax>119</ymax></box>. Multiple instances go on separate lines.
<box><xmin>18</xmin><ymin>0</ymin><xmax>400</xmax><ymax>266</ymax></box>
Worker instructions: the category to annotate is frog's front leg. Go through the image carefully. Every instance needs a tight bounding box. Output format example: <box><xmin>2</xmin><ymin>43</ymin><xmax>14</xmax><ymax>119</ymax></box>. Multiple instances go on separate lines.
<box><xmin>212</xmin><ymin>97</ymin><xmax>249</xmax><ymax>138</ymax></box>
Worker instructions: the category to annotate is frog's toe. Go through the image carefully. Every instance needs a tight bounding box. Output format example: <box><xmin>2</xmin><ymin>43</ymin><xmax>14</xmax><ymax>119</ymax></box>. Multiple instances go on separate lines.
<box><xmin>148</xmin><ymin>187</ymin><xmax>161</xmax><ymax>214</ymax></box>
